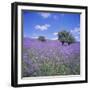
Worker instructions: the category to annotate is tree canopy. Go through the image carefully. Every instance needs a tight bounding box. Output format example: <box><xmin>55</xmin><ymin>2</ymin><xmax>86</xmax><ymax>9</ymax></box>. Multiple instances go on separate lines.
<box><xmin>38</xmin><ymin>36</ymin><xmax>46</xmax><ymax>41</ymax></box>
<box><xmin>58</xmin><ymin>30</ymin><xmax>75</xmax><ymax>45</ymax></box>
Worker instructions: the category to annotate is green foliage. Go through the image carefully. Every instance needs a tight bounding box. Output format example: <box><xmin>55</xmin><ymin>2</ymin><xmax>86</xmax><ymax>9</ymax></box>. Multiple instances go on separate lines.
<box><xmin>37</xmin><ymin>60</ymin><xmax>79</xmax><ymax>76</ymax></box>
<box><xmin>38</xmin><ymin>36</ymin><xmax>46</xmax><ymax>41</ymax></box>
<box><xmin>66</xmin><ymin>34</ymin><xmax>75</xmax><ymax>45</ymax></box>
<box><xmin>58</xmin><ymin>30</ymin><xmax>75</xmax><ymax>45</ymax></box>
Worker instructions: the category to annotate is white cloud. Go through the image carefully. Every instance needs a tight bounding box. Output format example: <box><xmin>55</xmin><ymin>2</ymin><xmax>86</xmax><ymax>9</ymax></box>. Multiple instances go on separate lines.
<box><xmin>38</xmin><ymin>12</ymin><xmax>60</xmax><ymax>20</ymax></box>
<box><xmin>53</xmin><ymin>32</ymin><xmax>58</xmax><ymax>35</ymax></box>
<box><xmin>35</xmin><ymin>24</ymin><xmax>50</xmax><ymax>31</ymax></box>
<box><xmin>70</xmin><ymin>27</ymin><xmax>80</xmax><ymax>34</ymax></box>
<box><xmin>39</xmin><ymin>12</ymin><xmax>51</xmax><ymax>18</ymax></box>
<box><xmin>70</xmin><ymin>27</ymin><xmax>80</xmax><ymax>41</ymax></box>
<box><xmin>75</xmin><ymin>36</ymin><xmax>80</xmax><ymax>40</ymax></box>
<box><xmin>51</xmin><ymin>37</ymin><xmax>58</xmax><ymax>40</ymax></box>
<box><xmin>31</xmin><ymin>36</ymin><xmax>38</xmax><ymax>39</ymax></box>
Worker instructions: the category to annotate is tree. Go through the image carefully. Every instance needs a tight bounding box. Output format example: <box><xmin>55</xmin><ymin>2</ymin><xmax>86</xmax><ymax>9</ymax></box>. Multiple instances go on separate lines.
<box><xmin>58</xmin><ymin>30</ymin><xmax>75</xmax><ymax>45</ymax></box>
<box><xmin>66</xmin><ymin>34</ymin><xmax>75</xmax><ymax>45</ymax></box>
<box><xmin>38</xmin><ymin>36</ymin><xmax>46</xmax><ymax>41</ymax></box>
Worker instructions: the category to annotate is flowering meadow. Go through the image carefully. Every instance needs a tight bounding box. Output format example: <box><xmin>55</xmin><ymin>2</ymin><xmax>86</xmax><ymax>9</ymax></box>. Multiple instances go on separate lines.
<box><xmin>22</xmin><ymin>38</ymin><xmax>80</xmax><ymax>77</ymax></box>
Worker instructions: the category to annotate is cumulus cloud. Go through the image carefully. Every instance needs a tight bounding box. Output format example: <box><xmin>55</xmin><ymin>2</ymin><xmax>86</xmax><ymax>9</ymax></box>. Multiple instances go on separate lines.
<box><xmin>74</xmin><ymin>36</ymin><xmax>80</xmax><ymax>40</ymax></box>
<box><xmin>35</xmin><ymin>24</ymin><xmax>50</xmax><ymax>31</ymax></box>
<box><xmin>38</xmin><ymin>12</ymin><xmax>60</xmax><ymax>20</ymax></box>
<box><xmin>70</xmin><ymin>27</ymin><xmax>80</xmax><ymax>41</ymax></box>
<box><xmin>70</xmin><ymin>27</ymin><xmax>80</xmax><ymax>33</ymax></box>
<box><xmin>38</xmin><ymin>12</ymin><xmax>51</xmax><ymax>18</ymax></box>
<box><xmin>53</xmin><ymin>32</ymin><xmax>58</xmax><ymax>35</ymax></box>
<box><xmin>51</xmin><ymin>37</ymin><xmax>58</xmax><ymax>40</ymax></box>
<box><xmin>31</xmin><ymin>36</ymin><xmax>38</xmax><ymax>39</ymax></box>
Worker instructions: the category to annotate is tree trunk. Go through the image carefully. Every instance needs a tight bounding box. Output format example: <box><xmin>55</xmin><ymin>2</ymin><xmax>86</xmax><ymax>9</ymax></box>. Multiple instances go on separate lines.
<box><xmin>68</xmin><ymin>42</ymin><xmax>71</xmax><ymax>45</ymax></box>
<box><xmin>62</xmin><ymin>41</ymin><xmax>64</xmax><ymax>45</ymax></box>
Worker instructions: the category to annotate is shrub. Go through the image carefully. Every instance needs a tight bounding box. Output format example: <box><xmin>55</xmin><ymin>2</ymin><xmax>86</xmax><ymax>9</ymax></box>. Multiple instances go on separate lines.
<box><xmin>38</xmin><ymin>36</ymin><xmax>46</xmax><ymax>41</ymax></box>
<box><xmin>58</xmin><ymin>30</ymin><xmax>75</xmax><ymax>45</ymax></box>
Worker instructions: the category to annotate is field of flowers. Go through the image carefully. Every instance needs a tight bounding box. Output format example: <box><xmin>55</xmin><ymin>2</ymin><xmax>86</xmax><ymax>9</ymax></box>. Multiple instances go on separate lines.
<box><xmin>22</xmin><ymin>38</ymin><xmax>80</xmax><ymax>77</ymax></box>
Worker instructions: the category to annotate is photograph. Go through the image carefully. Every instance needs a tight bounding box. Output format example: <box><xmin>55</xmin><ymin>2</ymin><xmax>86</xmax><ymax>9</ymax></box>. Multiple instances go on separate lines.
<box><xmin>22</xmin><ymin>11</ymin><xmax>80</xmax><ymax>77</ymax></box>
<box><xmin>11</xmin><ymin>2</ymin><xmax>87</xmax><ymax>87</ymax></box>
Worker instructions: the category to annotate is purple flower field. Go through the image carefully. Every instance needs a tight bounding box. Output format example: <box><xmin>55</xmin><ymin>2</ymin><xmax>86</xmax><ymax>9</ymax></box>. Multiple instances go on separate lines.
<box><xmin>22</xmin><ymin>38</ymin><xmax>80</xmax><ymax>77</ymax></box>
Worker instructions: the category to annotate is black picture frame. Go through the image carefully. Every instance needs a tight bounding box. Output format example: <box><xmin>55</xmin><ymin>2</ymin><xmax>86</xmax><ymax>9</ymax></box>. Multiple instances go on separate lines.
<box><xmin>11</xmin><ymin>2</ymin><xmax>88</xmax><ymax>87</ymax></box>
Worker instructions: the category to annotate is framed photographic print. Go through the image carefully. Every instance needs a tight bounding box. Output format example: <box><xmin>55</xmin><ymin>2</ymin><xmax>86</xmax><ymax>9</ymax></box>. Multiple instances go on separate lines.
<box><xmin>11</xmin><ymin>2</ymin><xmax>88</xmax><ymax>87</ymax></box>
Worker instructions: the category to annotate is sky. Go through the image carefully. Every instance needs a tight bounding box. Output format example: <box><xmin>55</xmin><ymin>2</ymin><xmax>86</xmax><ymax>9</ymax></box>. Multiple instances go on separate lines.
<box><xmin>22</xmin><ymin>10</ymin><xmax>80</xmax><ymax>41</ymax></box>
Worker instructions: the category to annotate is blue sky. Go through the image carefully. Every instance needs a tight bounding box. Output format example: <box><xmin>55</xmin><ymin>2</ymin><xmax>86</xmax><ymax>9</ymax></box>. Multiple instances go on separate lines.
<box><xmin>22</xmin><ymin>10</ymin><xmax>80</xmax><ymax>41</ymax></box>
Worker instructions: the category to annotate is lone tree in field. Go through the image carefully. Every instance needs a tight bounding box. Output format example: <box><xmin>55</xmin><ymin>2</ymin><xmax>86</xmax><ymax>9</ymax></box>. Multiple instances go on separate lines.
<box><xmin>58</xmin><ymin>30</ymin><xmax>75</xmax><ymax>45</ymax></box>
<box><xmin>38</xmin><ymin>36</ymin><xmax>46</xmax><ymax>41</ymax></box>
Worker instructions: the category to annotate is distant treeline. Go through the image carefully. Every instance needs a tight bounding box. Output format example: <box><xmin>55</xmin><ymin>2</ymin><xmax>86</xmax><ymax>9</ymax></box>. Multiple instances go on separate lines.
<box><xmin>38</xmin><ymin>31</ymin><xmax>75</xmax><ymax>45</ymax></box>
